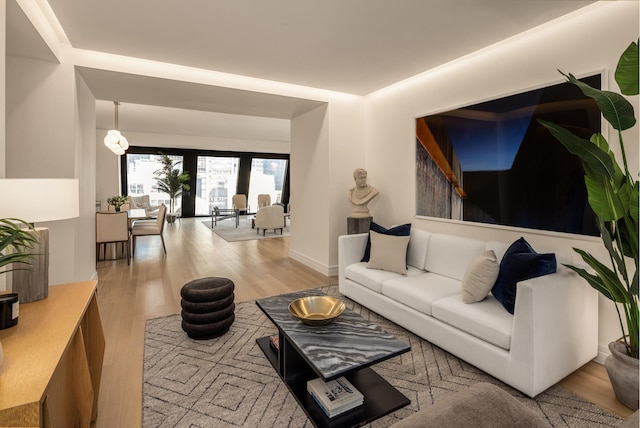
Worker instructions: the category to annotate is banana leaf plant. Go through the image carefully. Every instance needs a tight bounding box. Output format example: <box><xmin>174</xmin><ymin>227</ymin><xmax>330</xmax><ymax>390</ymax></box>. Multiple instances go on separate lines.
<box><xmin>539</xmin><ymin>40</ymin><xmax>639</xmax><ymax>359</ymax></box>
<box><xmin>0</xmin><ymin>218</ymin><xmax>39</xmax><ymax>274</ymax></box>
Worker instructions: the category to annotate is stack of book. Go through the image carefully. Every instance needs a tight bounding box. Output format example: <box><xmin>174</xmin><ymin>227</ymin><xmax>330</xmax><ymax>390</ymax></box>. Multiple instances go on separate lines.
<box><xmin>307</xmin><ymin>377</ymin><xmax>364</xmax><ymax>418</ymax></box>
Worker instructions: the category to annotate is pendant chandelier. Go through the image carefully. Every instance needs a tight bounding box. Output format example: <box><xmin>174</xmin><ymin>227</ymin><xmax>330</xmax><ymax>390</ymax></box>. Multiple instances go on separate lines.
<box><xmin>103</xmin><ymin>101</ymin><xmax>129</xmax><ymax>155</ymax></box>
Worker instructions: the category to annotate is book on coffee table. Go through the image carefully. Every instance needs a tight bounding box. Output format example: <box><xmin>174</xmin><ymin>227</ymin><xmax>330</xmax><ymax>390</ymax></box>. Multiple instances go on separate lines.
<box><xmin>269</xmin><ymin>334</ymin><xmax>279</xmax><ymax>351</ymax></box>
<box><xmin>307</xmin><ymin>377</ymin><xmax>364</xmax><ymax>418</ymax></box>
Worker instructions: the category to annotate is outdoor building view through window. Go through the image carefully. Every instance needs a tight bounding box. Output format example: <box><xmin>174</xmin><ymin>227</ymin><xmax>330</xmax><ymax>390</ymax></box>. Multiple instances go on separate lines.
<box><xmin>195</xmin><ymin>156</ymin><xmax>241</xmax><ymax>216</ymax></box>
<box><xmin>126</xmin><ymin>153</ymin><xmax>184</xmax><ymax>211</ymax></box>
<box><xmin>124</xmin><ymin>152</ymin><xmax>288</xmax><ymax>217</ymax></box>
<box><xmin>247</xmin><ymin>158</ymin><xmax>288</xmax><ymax>211</ymax></box>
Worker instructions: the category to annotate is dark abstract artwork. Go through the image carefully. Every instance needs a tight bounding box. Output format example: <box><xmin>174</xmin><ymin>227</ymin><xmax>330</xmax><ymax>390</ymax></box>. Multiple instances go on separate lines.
<box><xmin>416</xmin><ymin>75</ymin><xmax>601</xmax><ymax>236</ymax></box>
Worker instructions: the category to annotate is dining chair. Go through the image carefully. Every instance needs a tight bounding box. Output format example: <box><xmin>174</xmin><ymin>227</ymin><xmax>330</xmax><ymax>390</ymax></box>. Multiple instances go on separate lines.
<box><xmin>96</xmin><ymin>211</ymin><xmax>130</xmax><ymax>266</ymax></box>
<box><xmin>131</xmin><ymin>204</ymin><xmax>167</xmax><ymax>257</ymax></box>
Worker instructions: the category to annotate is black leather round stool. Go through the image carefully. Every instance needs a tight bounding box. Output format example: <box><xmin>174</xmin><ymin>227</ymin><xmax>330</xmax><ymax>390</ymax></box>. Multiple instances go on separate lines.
<box><xmin>180</xmin><ymin>277</ymin><xmax>235</xmax><ymax>339</ymax></box>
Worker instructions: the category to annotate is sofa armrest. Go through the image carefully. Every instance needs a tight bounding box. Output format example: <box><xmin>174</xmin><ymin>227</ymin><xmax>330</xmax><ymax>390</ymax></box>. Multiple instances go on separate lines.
<box><xmin>338</xmin><ymin>233</ymin><xmax>368</xmax><ymax>293</ymax></box>
<box><xmin>508</xmin><ymin>269</ymin><xmax>598</xmax><ymax>396</ymax></box>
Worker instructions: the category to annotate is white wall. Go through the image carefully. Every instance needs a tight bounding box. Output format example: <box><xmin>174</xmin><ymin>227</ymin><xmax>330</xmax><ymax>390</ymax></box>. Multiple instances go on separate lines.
<box><xmin>5</xmin><ymin>55</ymin><xmax>92</xmax><ymax>285</ymax></box>
<box><xmin>289</xmin><ymin>94</ymin><xmax>366</xmax><ymax>275</ymax></box>
<box><xmin>74</xmin><ymin>71</ymin><xmax>98</xmax><ymax>281</ymax></box>
<box><xmin>364</xmin><ymin>1</ymin><xmax>639</xmax><ymax>360</ymax></box>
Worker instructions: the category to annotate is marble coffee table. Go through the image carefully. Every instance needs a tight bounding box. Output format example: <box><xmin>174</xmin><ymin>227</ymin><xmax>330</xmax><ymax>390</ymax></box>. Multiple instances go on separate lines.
<box><xmin>256</xmin><ymin>289</ymin><xmax>410</xmax><ymax>428</ymax></box>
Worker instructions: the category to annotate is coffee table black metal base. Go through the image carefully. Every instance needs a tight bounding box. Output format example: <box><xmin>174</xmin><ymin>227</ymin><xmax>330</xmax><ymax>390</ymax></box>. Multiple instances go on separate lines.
<box><xmin>256</xmin><ymin>336</ymin><xmax>408</xmax><ymax>427</ymax></box>
<box><xmin>255</xmin><ymin>289</ymin><xmax>410</xmax><ymax>428</ymax></box>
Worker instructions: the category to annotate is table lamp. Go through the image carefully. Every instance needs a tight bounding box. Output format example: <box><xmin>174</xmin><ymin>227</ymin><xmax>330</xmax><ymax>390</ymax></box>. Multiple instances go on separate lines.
<box><xmin>0</xmin><ymin>179</ymin><xmax>79</xmax><ymax>303</ymax></box>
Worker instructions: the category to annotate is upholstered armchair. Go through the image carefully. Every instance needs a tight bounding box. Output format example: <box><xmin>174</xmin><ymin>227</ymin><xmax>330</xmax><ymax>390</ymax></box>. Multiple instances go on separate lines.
<box><xmin>255</xmin><ymin>204</ymin><xmax>285</xmax><ymax>236</ymax></box>
<box><xmin>257</xmin><ymin>194</ymin><xmax>271</xmax><ymax>209</ymax></box>
<box><xmin>128</xmin><ymin>195</ymin><xmax>160</xmax><ymax>217</ymax></box>
<box><xmin>232</xmin><ymin>194</ymin><xmax>249</xmax><ymax>214</ymax></box>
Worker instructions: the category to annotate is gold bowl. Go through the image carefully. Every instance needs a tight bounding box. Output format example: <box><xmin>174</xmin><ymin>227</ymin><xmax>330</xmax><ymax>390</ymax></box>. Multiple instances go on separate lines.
<box><xmin>288</xmin><ymin>296</ymin><xmax>346</xmax><ymax>326</ymax></box>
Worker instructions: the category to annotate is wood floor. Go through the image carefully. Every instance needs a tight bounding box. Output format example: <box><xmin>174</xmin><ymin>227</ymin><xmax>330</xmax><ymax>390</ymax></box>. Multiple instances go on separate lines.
<box><xmin>93</xmin><ymin>218</ymin><xmax>633</xmax><ymax>427</ymax></box>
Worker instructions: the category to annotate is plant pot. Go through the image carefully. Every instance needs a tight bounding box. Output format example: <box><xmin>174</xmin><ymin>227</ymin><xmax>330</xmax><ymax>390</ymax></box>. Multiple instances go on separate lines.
<box><xmin>166</xmin><ymin>214</ymin><xmax>176</xmax><ymax>224</ymax></box>
<box><xmin>605</xmin><ymin>341</ymin><xmax>639</xmax><ymax>410</ymax></box>
<box><xmin>115</xmin><ymin>207</ymin><xmax>121</xmax><ymax>212</ymax></box>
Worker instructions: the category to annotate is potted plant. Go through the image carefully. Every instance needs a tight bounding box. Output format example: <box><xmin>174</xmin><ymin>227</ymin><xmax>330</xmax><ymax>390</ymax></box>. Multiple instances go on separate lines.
<box><xmin>0</xmin><ymin>218</ymin><xmax>39</xmax><ymax>275</ymax></box>
<box><xmin>539</xmin><ymin>40</ymin><xmax>639</xmax><ymax>409</ymax></box>
<box><xmin>0</xmin><ymin>218</ymin><xmax>39</xmax><ymax>363</ymax></box>
<box><xmin>154</xmin><ymin>153</ymin><xmax>190</xmax><ymax>223</ymax></box>
<box><xmin>107</xmin><ymin>195</ymin><xmax>129</xmax><ymax>212</ymax></box>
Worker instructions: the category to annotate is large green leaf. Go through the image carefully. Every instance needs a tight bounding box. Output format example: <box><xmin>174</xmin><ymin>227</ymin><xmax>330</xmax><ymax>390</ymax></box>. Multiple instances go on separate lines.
<box><xmin>584</xmin><ymin>174</ymin><xmax>630</xmax><ymax>222</ymax></box>
<box><xmin>615</xmin><ymin>41</ymin><xmax>639</xmax><ymax>96</ymax></box>
<box><xmin>599</xmin><ymin>219</ymin><xmax>628</xmax><ymax>283</ymax></box>
<box><xmin>538</xmin><ymin>121</ymin><xmax>615</xmax><ymax>178</ymax></box>
<box><xmin>563</xmin><ymin>72</ymin><xmax>636</xmax><ymax>131</ymax></box>
<box><xmin>573</xmin><ymin>248</ymin><xmax>631</xmax><ymax>303</ymax></box>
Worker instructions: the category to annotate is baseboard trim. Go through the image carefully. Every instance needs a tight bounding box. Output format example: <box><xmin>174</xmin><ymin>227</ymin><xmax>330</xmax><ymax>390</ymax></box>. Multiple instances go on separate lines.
<box><xmin>288</xmin><ymin>250</ymin><xmax>338</xmax><ymax>277</ymax></box>
<box><xmin>594</xmin><ymin>344</ymin><xmax>611</xmax><ymax>364</ymax></box>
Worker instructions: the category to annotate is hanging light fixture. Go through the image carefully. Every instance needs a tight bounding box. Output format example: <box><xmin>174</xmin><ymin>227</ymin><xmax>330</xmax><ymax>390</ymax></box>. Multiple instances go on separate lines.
<box><xmin>103</xmin><ymin>101</ymin><xmax>129</xmax><ymax>155</ymax></box>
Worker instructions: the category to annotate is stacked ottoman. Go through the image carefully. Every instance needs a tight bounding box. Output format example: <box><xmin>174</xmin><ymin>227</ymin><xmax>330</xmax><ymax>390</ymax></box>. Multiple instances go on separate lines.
<box><xmin>180</xmin><ymin>277</ymin><xmax>235</xmax><ymax>339</ymax></box>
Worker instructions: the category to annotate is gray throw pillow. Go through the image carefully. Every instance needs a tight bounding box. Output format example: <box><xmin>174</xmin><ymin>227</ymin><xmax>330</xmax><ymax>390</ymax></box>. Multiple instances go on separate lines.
<box><xmin>461</xmin><ymin>250</ymin><xmax>499</xmax><ymax>303</ymax></box>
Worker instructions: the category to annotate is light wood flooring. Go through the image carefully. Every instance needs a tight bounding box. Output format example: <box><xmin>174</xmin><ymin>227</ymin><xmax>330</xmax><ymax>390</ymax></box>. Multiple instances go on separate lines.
<box><xmin>94</xmin><ymin>217</ymin><xmax>634</xmax><ymax>427</ymax></box>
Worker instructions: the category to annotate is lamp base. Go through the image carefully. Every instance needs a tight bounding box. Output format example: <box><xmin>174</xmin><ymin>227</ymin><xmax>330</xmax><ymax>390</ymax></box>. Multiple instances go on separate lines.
<box><xmin>12</xmin><ymin>228</ymin><xmax>49</xmax><ymax>303</ymax></box>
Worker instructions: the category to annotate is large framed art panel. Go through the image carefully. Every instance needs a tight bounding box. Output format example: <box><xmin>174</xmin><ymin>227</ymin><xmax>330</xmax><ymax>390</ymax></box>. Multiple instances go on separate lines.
<box><xmin>415</xmin><ymin>74</ymin><xmax>601</xmax><ymax>237</ymax></box>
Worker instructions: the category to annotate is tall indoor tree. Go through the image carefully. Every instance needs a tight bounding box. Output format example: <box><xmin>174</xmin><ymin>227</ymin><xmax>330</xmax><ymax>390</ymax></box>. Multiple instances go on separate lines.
<box><xmin>539</xmin><ymin>40</ymin><xmax>639</xmax><ymax>409</ymax></box>
<box><xmin>154</xmin><ymin>153</ymin><xmax>191</xmax><ymax>221</ymax></box>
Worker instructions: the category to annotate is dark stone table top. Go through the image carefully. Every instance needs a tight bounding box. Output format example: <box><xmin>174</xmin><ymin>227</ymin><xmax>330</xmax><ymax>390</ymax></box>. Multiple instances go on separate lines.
<box><xmin>256</xmin><ymin>288</ymin><xmax>410</xmax><ymax>380</ymax></box>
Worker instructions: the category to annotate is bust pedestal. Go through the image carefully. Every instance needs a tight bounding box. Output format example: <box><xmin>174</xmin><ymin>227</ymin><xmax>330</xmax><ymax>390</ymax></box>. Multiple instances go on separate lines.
<box><xmin>347</xmin><ymin>216</ymin><xmax>372</xmax><ymax>235</ymax></box>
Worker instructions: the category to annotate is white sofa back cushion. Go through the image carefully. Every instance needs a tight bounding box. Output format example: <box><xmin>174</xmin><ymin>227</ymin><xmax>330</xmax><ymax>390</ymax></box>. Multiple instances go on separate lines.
<box><xmin>407</xmin><ymin>228</ymin><xmax>431</xmax><ymax>269</ymax></box>
<box><xmin>425</xmin><ymin>234</ymin><xmax>487</xmax><ymax>281</ymax></box>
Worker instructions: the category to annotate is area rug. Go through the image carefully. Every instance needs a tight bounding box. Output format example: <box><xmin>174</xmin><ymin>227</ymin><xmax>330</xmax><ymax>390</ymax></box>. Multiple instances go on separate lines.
<box><xmin>201</xmin><ymin>219</ymin><xmax>290</xmax><ymax>242</ymax></box>
<box><xmin>143</xmin><ymin>285</ymin><xmax>622</xmax><ymax>427</ymax></box>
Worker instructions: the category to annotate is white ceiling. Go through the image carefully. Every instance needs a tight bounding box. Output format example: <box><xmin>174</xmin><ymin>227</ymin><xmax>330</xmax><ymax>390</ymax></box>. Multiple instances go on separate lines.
<box><xmin>45</xmin><ymin>0</ymin><xmax>596</xmax><ymax>96</ymax></box>
<box><xmin>7</xmin><ymin>0</ymin><xmax>597</xmax><ymax>138</ymax></box>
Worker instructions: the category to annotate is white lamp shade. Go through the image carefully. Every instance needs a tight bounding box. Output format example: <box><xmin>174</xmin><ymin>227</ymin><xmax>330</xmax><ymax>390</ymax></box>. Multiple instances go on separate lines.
<box><xmin>0</xmin><ymin>179</ymin><xmax>79</xmax><ymax>223</ymax></box>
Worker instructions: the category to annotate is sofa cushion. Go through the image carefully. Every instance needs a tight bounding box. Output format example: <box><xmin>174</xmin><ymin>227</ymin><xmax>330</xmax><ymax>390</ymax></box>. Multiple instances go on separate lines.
<box><xmin>461</xmin><ymin>250</ymin><xmax>499</xmax><ymax>303</ymax></box>
<box><xmin>491</xmin><ymin>237</ymin><xmax>557</xmax><ymax>314</ymax></box>
<box><xmin>432</xmin><ymin>295</ymin><xmax>513</xmax><ymax>350</ymax></box>
<box><xmin>361</xmin><ymin>222</ymin><xmax>411</xmax><ymax>262</ymax></box>
<box><xmin>381</xmin><ymin>273</ymin><xmax>461</xmax><ymax>316</ymax></box>
<box><xmin>407</xmin><ymin>228</ymin><xmax>431</xmax><ymax>270</ymax></box>
<box><xmin>425</xmin><ymin>234</ymin><xmax>487</xmax><ymax>281</ymax></box>
<box><xmin>345</xmin><ymin>262</ymin><xmax>424</xmax><ymax>293</ymax></box>
<box><xmin>367</xmin><ymin>231</ymin><xmax>411</xmax><ymax>275</ymax></box>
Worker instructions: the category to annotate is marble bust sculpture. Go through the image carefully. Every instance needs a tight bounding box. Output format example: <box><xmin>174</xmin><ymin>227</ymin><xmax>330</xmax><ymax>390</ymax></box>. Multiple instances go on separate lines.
<box><xmin>347</xmin><ymin>168</ymin><xmax>379</xmax><ymax>218</ymax></box>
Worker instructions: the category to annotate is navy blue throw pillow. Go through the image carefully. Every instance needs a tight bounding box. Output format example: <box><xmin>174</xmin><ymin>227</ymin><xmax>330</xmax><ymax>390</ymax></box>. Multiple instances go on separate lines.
<box><xmin>360</xmin><ymin>222</ymin><xmax>411</xmax><ymax>262</ymax></box>
<box><xmin>491</xmin><ymin>237</ymin><xmax>556</xmax><ymax>314</ymax></box>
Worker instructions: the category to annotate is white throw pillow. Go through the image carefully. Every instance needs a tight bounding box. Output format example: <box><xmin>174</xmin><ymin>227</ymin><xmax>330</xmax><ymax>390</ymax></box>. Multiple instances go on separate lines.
<box><xmin>367</xmin><ymin>230</ymin><xmax>411</xmax><ymax>275</ymax></box>
<box><xmin>461</xmin><ymin>250</ymin><xmax>499</xmax><ymax>303</ymax></box>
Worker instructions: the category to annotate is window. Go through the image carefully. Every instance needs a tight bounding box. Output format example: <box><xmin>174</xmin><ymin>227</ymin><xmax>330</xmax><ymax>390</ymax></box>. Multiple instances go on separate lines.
<box><xmin>247</xmin><ymin>158</ymin><xmax>288</xmax><ymax>209</ymax></box>
<box><xmin>122</xmin><ymin>148</ymin><xmax>289</xmax><ymax>217</ymax></box>
<box><xmin>195</xmin><ymin>156</ymin><xmax>240</xmax><ymax>215</ymax></box>
<box><xmin>126</xmin><ymin>153</ymin><xmax>185</xmax><ymax>210</ymax></box>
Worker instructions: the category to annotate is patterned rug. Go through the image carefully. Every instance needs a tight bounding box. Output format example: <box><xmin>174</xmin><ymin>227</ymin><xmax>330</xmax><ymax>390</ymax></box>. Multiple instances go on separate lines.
<box><xmin>143</xmin><ymin>285</ymin><xmax>622</xmax><ymax>427</ymax></box>
<box><xmin>201</xmin><ymin>219</ymin><xmax>290</xmax><ymax>242</ymax></box>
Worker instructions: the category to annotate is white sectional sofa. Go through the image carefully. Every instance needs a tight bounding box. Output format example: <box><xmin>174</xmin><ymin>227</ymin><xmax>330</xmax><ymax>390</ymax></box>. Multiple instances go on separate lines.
<box><xmin>338</xmin><ymin>228</ymin><xmax>598</xmax><ymax>397</ymax></box>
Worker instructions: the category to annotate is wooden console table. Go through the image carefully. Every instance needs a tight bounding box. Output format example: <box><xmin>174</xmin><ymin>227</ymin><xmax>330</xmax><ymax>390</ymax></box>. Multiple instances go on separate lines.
<box><xmin>0</xmin><ymin>281</ymin><xmax>105</xmax><ymax>427</ymax></box>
